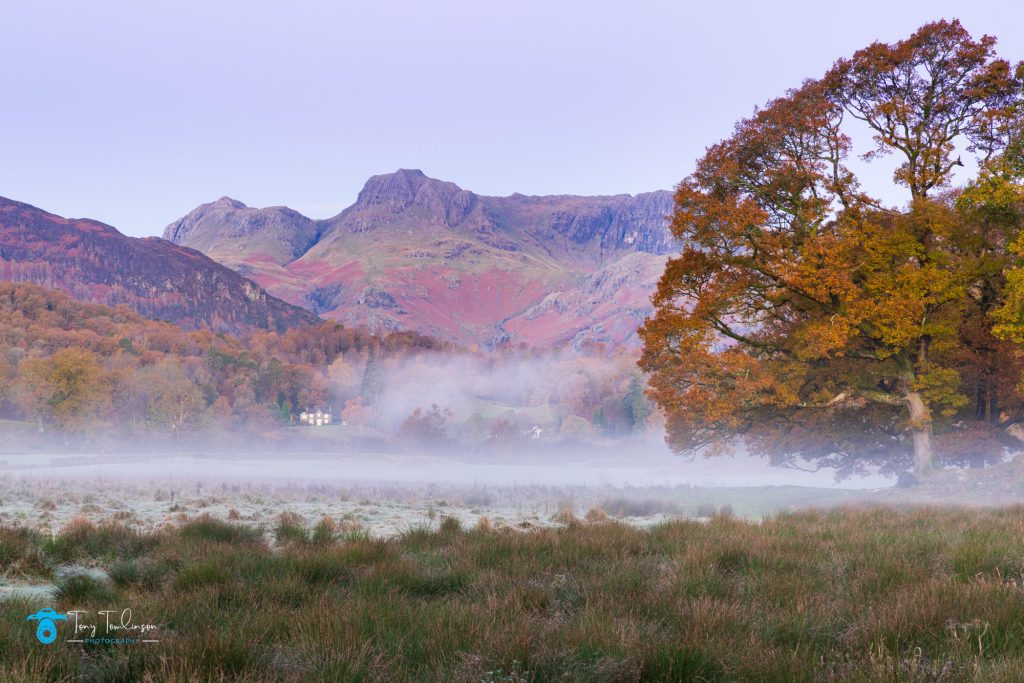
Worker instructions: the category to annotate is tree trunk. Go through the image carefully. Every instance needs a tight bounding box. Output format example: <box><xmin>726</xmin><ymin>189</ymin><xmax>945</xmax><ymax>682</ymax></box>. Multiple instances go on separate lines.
<box><xmin>989</xmin><ymin>385</ymin><xmax>999</xmax><ymax>425</ymax></box>
<box><xmin>905</xmin><ymin>390</ymin><xmax>935</xmax><ymax>475</ymax></box>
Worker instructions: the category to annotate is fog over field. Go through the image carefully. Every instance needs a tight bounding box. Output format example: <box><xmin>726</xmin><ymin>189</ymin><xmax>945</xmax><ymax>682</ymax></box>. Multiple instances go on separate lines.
<box><xmin>0</xmin><ymin>444</ymin><xmax>892</xmax><ymax>557</ymax></box>
<box><xmin>0</xmin><ymin>416</ymin><xmax>970</xmax><ymax>546</ymax></box>
<box><xmin>0</xmin><ymin>445</ymin><xmax>892</xmax><ymax>490</ymax></box>
<box><xmin>3</xmin><ymin>338</ymin><xmax>1017</xmax><ymax>544</ymax></box>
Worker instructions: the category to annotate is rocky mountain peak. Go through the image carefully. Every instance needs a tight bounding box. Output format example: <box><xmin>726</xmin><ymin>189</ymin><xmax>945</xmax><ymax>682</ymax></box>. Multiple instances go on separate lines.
<box><xmin>353</xmin><ymin>169</ymin><xmax>470</xmax><ymax>218</ymax></box>
<box><xmin>213</xmin><ymin>196</ymin><xmax>247</xmax><ymax>209</ymax></box>
<box><xmin>162</xmin><ymin>197</ymin><xmax>319</xmax><ymax>265</ymax></box>
<box><xmin>355</xmin><ymin>169</ymin><xmax>426</xmax><ymax>210</ymax></box>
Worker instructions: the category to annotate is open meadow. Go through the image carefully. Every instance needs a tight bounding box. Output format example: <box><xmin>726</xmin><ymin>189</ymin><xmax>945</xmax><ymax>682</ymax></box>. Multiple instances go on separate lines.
<box><xmin>4</xmin><ymin>503</ymin><xmax>1024</xmax><ymax>681</ymax></box>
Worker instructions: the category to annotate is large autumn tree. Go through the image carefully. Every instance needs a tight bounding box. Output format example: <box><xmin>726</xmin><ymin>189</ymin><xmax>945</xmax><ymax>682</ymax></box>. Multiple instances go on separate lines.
<box><xmin>641</xmin><ymin>20</ymin><xmax>1024</xmax><ymax>476</ymax></box>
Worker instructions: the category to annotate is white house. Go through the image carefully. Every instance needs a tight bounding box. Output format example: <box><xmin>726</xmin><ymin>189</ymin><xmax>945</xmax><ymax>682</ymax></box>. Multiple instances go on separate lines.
<box><xmin>299</xmin><ymin>407</ymin><xmax>334</xmax><ymax>427</ymax></box>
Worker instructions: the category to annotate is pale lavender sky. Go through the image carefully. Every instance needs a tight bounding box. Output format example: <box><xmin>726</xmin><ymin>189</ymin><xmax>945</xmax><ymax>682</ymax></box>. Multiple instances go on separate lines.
<box><xmin>1</xmin><ymin>1</ymin><xmax>1021</xmax><ymax>237</ymax></box>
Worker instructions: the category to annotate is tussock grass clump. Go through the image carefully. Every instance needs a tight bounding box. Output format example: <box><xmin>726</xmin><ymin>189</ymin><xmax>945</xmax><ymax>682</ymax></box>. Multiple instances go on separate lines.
<box><xmin>397</xmin><ymin>523</ymin><xmax>438</xmax><ymax>547</ymax></box>
<box><xmin>391</xmin><ymin>565</ymin><xmax>468</xmax><ymax>598</ymax></box>
<box><xmin>178</xmin><ymin>514</ymin><xmax>263</xmax><ymax>545</ymax></box>
<box><xmin>274</xmin><ymin>521</ymin><xmax>309</xmax><ymax>546</ymax></box>
<box><xmin>7</xmin><ymin>506</ymin><xmax>1024</xmax><ymax>680</ymax></box>
<box><xmin>277</xmin><ymin>510</ymin><xmax>305</xmax><ymax>527</ymax></box>
<box><xmin>282</xmin><ymin>546</ymin><xmax>362</xmax><ymax>586</ymax></box>
<box><xmin>44</xmin><ymin>518</ymin><xmax>155</xmax><ymax>562</ymax></box>
<box><xmin>438</xmin><ymin>515</ymin><xmax>463</xmax><ymax>535</ymax></box>
<box><xmin>551</xmin><ymin>505</ymin><xmax>579</xmax><ymax>526</ymax></box>
<box><xmin>108</xmin><ymin>559</ymin><xmax>141</xmax><ymax>587</ymax></box>
<box><xmin>176</xmin><ymin>559</ymin><xmax>232</xmax><ymax>591</ymax></box>
<box><xmin>0</xmin><ymin>527</ymin><xmax>37</xmax><ymax>561</ymax></box>
<box><xmin>0</xmin><ymin>527</ymin><xmax>51</xmax><ymax>580</ymax></box>
<box><xmin>311</xmin><ymin>516</ymin><xmax>338</xmax><ymax>545</ymax></box>
<box><xmin>55</xmin><ymin>574</ymin><xmax>116</xmax><ymax>605</ymax></box>
<box><xmin>0</xmin><ymin>527</ymin><xmax>41</xmax><ymax>566</ymax></box>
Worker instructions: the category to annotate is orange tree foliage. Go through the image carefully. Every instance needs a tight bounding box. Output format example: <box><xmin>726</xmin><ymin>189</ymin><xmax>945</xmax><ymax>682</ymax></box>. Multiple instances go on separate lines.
<box><xmin>15</xmin><ymin>348</ymin><xmax>112</xmax><ymax>430</ymax></box>
<box><xmin>640</xmin><ymin>21</ymin><xmax>1024</xmax><ymax>476</ymax></box>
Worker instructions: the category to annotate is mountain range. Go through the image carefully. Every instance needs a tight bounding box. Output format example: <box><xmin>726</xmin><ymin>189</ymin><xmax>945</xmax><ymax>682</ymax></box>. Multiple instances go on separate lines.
<box><xmin>164</xmin><ymin>169</ymin><xmax>676</xmax><ymax>347</ymax></box>
<box><xmin>0</xmin><ymin>197</ymin><xmax>319</xmax><ymax>335</ymax></box>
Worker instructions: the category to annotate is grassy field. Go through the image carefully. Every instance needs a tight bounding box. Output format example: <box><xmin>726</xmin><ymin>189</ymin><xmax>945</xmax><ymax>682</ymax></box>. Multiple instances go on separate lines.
<box><xmin>3</xmin><ymin>507</ymin><xmax>1024</xmax><ymax>681</ymax></box>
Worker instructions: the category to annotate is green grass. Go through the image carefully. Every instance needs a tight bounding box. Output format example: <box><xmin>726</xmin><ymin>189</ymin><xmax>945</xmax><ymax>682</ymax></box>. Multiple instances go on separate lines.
<box><xmin>4</xmin><ymin>507</ymin><xmax>1024</xmax><ymax>680</ymax></box>
<box><xmin>53</xmin><ymin>574</ymin><xmax>116</xmax><ymax>605</ymax></box>
<box><xmin>41</xmin><ymin>517</ymin><xmax>158</xmax><ymax>563</ymax></box>
<box><xmin>0</xmin><ymin>527</ymin><xmax>50</xmax><ymax>580</ymax></box>
<box><xmin>178</xmin><ymin>513</ymin><xmax>264</xmax><ymax>545</ymax></box>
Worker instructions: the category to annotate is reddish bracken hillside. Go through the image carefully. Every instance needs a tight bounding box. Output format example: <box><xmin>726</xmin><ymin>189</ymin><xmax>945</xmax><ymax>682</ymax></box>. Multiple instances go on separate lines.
<box><xmin>164</xmin><ymin>170</ymin><xmax>677</xmax><ymax>348</ymax></box>
<box><xmin>0</xmin><ymin>197</ymin><xmax>320</xmax><ymax>334</ymax></box>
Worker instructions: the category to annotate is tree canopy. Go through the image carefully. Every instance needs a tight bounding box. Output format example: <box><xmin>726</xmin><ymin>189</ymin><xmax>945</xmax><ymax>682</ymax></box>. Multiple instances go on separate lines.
<box><xmin>640</xmin><ymin>20</ymin><xmax>1024</xmax><ymax>476</ymax></box>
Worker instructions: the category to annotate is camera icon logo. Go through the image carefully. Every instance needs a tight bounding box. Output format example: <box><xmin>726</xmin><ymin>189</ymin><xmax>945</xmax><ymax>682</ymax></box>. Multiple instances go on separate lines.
<box><xmin>26</xmin><ymin>608</ymin><xmax>67</xmax><ymax>644</ymax></box>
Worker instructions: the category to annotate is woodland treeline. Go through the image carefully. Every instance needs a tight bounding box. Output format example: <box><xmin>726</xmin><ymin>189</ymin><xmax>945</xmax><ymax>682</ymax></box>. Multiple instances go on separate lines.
<box><xmin>0</xmin><ymin>283</ymin><xmax>650</xmax><ymax>447</ymax></box>
<box><xmin>0</xmin><ymin>283</ymin><xmax>442</xmax><ymax>434</ymax></box>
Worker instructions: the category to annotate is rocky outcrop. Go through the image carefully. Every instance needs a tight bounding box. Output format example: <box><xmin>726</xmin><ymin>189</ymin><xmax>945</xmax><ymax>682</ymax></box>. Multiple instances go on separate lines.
<box><xmin>163</xmin><ymin>197</ymin><xmax>320</xmax><ymax>265</ymax></box>
<box><xmin>0</xmin><ymin>197</ymin><xmax>320</xmax><ymax>334</ymax></box>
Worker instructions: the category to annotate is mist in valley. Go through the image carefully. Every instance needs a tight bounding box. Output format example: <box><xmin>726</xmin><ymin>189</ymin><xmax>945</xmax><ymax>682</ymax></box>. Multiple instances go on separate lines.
<box><xmin>10</xmin><ymin>343</ymin><xmax>1019</xmax><ymax>550</ymax></box>
<box><xmin>0</xmin><ymin>290</ymin><xmax>1016</xmax><ymax>543</ymax></box>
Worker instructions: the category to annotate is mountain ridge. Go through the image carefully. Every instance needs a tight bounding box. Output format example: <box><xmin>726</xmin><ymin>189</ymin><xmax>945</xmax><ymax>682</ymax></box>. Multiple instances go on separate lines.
<box><xmin>163</xmin><ymin>170</ymin><xmax>677</xmax><ymax>347</ymax></box>
<box><xmin>0</xmin><ymin>196</ymin><xmax>321</xmax><ymax>335</ymax></box>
